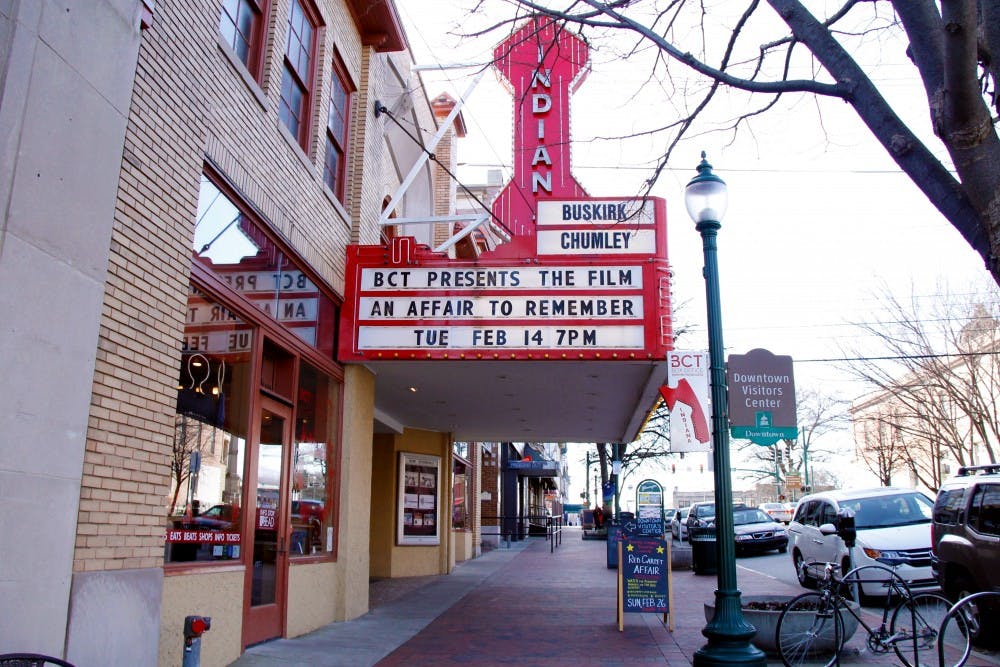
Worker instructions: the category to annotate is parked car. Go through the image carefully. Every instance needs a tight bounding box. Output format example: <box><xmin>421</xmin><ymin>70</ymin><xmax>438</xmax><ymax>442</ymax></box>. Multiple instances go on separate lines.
<box><xmin>787</xmin><ymin>487</ymin><xmax>937</xmax><ymax>601</ymax></box>
<box><xmin>931</xmin><ymin>464</ymin><xmax>1000</xmax><ymax>645</ymax></box>
<box><xmin>172</xmin><ymin>503</ymin><xmax>240</xmax><ymax>531</ymax></box>
<box><xmin>734</xmin><ymin>507</ymin><xmax>788</xmax><ymax>554</ymax></box>
<box><xmin>759</xmin><ymin>502</ymin><xmax>794</xmax><ymax>524</ymax></box>
<box><xmin>671</xmin><ymin>507</ymin><xmax>690</xmax><ymax>542</ymax></box>
<box><xmin>685</xmin><ymin>501</ymin><xmax>748</xmax><ymax>531</ymax></box>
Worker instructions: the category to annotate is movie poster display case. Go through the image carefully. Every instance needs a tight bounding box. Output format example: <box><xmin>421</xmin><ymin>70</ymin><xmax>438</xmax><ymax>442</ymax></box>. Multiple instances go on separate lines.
<box><xmin>397</xmin><ymin>453</ymin><xmax>441</xmax><ymax>545</ymax></box>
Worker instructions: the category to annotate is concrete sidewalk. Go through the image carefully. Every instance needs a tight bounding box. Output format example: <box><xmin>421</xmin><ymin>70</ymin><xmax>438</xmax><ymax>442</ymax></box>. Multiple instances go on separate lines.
<box><xmin>230</xmin><ymin>527</ymin><xmax>985</xmax><ymax>666</ymax></box>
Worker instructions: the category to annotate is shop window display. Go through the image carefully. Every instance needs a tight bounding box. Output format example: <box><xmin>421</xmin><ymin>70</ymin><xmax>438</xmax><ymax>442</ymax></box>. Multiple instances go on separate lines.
<box><xmin>166</xmin><ymin>322</ymin><xmax>252</xmax><ymax>562</ymax></box>
<box><xmin>165</xmin><ymin>172</ymin><xmax>343</xmax><ymax>566</ymax></box>
<box><xmin>289</xmin><ymin>362</ymin><xmax>338</xmax><ymax>556</ymax></box>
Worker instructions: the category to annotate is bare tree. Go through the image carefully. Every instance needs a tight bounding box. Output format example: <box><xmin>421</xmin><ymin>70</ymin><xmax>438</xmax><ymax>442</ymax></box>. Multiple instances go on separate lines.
<box><xmin>168</xmin><ymin>414</ymin><xmax>228</xmax><ymax>516</ymax></box>
<box><xmin>738</xmin><ymin>387</ymin><xmax>848</xmax><ymax>486</ymax></box>
<box><xmin>844</xmin><ymin>282</ymin><xmax>1000</xmax><ymax>491</ymax></box>
<box><xmin>168</xmin><ymin>415</ymin><xmax>202</xmax><ymax>516</ymax></box>
<box><xmin>585</xmin><ymin>426</ymin><xmax>681</xmax><ymax>513</ymax></box>
<box><xmin>853</xmin><ymin>411</ymin><xmax>908</xmax><ymax>485</ymax></box>
<box><xmin>466</xmin><ymin>1</ymin><xmax>1000</xmax><ymax>281</ymax></box>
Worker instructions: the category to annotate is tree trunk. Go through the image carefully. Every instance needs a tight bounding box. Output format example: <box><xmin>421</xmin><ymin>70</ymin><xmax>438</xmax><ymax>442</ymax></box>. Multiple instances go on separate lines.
<box><xmin>768</xmin><ymin>0</ymin><xmax>995</xmax><ymax>279</ymax></box>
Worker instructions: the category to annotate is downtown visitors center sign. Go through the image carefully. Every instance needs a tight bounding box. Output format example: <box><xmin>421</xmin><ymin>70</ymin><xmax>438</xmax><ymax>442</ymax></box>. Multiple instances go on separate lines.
<box><xmin>339</xmin><ymin>19</ymin><xmax>672</xmax><ymax>373</ymax></box>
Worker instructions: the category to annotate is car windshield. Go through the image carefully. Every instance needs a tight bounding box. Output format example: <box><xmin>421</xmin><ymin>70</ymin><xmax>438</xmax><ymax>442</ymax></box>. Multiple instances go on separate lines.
<box><xmin>839</xmin><ymin>492</ymin><xmax>933</xmax><ymax>529</ymax></box>
<box><xmin>695</xmin><ymin>504</ymin><xmax>715</xmax><ymax>517</ymax></box>
<box><xmin>734</xmin><ymin>509</ymin><xmax>772</xmax><ymax>525</ymax></box>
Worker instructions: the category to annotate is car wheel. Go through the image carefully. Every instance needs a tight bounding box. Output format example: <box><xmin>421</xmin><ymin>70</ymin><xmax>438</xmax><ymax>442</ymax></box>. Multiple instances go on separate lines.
<box><xmin>777</xmin><ymin>545</ymin><xmax>787</xmax><ymax>554</ymax></box>
<box><xmin>947</xmin><ymin>571</ymin><xmax>999</xmax><ymax>648</ymax></box>
<box><xmin>794</xmin><ymin>549</ymin><xmax>816</xmax><ymax>589</ymax></box>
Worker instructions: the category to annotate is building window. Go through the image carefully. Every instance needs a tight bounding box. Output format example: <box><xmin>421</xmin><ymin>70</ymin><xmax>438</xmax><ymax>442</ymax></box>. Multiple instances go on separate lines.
<box><xmin>165</xmin><ymin>171</ymin><xmax>344</xmax><ymax>567</ymax></box>
<box><xmin>323</xmin><ymin>53</ymin><xmax>353</xmax><ymax>200</ymax></box>
<box><xmin>165</xmin><ymin>312</ymin><xmax>253</xmax><ymax>563</ymax></box>
<box><xmin>193</xmin><ymin>174</ymin><xmax>338</xmax><ymax>359</ymax></box>
<box><xmin>219</xmin><ymin>0</ymin><xmax>266</xmax><ymax>78</ymax></box>
<box><xmin>279</xmin><ymin>0</ymin><xmax>318</xmax><ymax>148</ymax></box>
<box><xmin>290</xmin><ymin>362</ymin><xmax>339</xmax><ymax>557</ymax></box>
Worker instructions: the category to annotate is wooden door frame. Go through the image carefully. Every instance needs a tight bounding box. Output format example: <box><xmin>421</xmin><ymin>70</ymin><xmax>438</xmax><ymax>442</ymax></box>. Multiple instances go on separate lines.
<box><xmin>242</xmin><ymin>395</ymin><xmax>293</xmax><ymax>647</ymax></box>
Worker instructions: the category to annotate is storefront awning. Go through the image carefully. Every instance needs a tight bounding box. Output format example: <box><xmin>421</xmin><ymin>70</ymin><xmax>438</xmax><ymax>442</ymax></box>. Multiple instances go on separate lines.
<box><xmin>507</xmin><ymin>459</ymin><xmax>560</xmax><ymax>477</ymax></box>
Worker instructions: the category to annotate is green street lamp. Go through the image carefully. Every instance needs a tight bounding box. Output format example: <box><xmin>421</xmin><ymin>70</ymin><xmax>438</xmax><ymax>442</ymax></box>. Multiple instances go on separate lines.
<box><xmin>687</xmin><ymin>152</ymin><xmax>766</xmax><ymax>667</ymax></box>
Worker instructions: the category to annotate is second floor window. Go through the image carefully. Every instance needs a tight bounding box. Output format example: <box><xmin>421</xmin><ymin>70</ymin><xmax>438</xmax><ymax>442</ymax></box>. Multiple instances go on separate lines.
<box><xmin>279</xmin><ymin>0</ymin><xmax>317</xmax><ymax>148</ymax></box>
<box><xmin>324</xmin><ymin>55</ymin><xmax>352</xmax><ymax>201</ymax></box>
<box><xmin>219</xmin><ymin>0</ymin><xmax>265</xmax><ymax>78</ymax></box>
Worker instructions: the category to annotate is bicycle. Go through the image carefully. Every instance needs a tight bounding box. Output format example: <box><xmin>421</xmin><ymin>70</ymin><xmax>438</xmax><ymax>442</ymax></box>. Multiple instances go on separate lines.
<box><xmin>776</xmin><ymin>560</ymin><xmax>971</xmax><ymax>667</ymax></box>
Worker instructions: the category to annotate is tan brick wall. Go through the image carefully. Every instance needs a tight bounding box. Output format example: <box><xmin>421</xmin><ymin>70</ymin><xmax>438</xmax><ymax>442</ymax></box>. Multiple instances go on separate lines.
<box><xmin>73</xmin><ymin>0</ymin><xmax>413</xmax><ymax>575</ymax></box>
<box><xmin>75</xmin><ymin>0</ymin><xmax>211</xmax><ymax>572</ymax></box>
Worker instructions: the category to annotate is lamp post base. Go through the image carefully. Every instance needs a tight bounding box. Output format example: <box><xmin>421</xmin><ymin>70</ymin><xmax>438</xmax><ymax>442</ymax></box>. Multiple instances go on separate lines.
<box><xmin>692</xmin><ymin>589</ymin><xmax>767</xmax><ymax>667</ymax></box>
<box><xmin>692</xmin><ymin>643</ymin><xmax>767</xmax><ymax>667</ymax></box>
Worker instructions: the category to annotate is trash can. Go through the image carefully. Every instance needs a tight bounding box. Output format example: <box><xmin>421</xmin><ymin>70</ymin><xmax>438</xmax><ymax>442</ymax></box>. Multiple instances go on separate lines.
<box><xmin>689</xmin><ymin>525</ymin><xmax>717</xmax><ymax>575</ymax></box>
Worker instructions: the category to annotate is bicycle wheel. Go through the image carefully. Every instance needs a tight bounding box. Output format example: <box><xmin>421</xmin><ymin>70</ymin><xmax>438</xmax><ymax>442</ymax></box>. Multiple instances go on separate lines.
<box><xmin>776</xmin><ymin>592</ymin><xmax>844</xmax><ymax>667</ymax></box>
<box><xmin>890</xmin><ymin>592</ymin><xmax>971</xmax><ymax>667</ymax></box>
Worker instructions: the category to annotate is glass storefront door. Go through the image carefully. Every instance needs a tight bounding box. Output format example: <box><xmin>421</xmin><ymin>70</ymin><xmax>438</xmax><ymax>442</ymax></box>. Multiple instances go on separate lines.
<box><xmin>243</xmin><ymin>396</ymin><xmax>291</xmax><ymax>646</ymax></box>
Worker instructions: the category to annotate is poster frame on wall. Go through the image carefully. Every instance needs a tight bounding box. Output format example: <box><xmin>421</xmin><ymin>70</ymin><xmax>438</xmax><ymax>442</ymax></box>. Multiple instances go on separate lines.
<box><xmin>397</xmin><ymin>452</ymin><xmax>441</xmax><ymax>546</ymax></box>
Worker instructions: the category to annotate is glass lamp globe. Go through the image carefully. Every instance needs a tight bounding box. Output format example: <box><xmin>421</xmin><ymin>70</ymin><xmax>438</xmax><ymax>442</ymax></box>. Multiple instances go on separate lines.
<box><xmin>684</xmin><ymin>152</ymin><xmax>728</xmax><ymax>223</ymax></box>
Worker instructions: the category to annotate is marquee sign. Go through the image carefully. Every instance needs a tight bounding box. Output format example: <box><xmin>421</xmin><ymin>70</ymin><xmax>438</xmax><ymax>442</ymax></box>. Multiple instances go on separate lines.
<box><xmin>338</xmin><ymin>18</ymin><xmax>672</xmax><ymax>362</ymax></box>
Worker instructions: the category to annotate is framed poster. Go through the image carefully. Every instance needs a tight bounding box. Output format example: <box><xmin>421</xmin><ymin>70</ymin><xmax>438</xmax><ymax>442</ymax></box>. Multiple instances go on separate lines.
<box><xmin>397</xmin><ymin>452</ymin><xmax>441</xmax><ymax>545</ymax></box>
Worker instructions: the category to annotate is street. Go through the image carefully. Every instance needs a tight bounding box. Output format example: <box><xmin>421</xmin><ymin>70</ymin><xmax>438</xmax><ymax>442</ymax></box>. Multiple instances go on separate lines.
<box><xmin>736</xmin><ymin>549</ymin><xmax>800</xmax><ymax>589</ymax></box>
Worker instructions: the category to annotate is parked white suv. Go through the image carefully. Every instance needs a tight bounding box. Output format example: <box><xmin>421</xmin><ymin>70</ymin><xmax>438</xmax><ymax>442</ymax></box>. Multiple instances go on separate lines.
<box><xmin>787</xmin><ymin>487</ymin><xmax>937</xmax><ymax>600</ymax></box>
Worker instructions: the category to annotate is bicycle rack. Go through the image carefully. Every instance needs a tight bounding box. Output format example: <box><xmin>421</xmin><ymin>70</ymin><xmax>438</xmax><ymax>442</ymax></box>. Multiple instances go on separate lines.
<box><xmin>937</xmin><ymin>590</ymin><xmax>1000</xmax><ymax>667</ymax></box>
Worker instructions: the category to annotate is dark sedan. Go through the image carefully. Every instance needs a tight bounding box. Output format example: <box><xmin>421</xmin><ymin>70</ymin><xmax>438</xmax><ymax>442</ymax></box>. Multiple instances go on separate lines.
<box><xmin>733</xmin><ymin>508</ymin><xmax>788</xmax><ymax>554</ymax></box>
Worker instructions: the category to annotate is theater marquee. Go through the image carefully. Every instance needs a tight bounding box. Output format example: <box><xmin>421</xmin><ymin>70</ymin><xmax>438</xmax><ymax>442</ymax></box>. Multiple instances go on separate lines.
<box><xmin>338</xmin><ymin>18</ymin><xmax>672</xmax><ymax>364</ymax></box>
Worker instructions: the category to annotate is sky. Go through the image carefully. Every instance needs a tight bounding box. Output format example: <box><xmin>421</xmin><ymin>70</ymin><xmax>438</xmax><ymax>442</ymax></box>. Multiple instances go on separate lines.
<box><xmin>394</xmin><ymin>1</ymin><xmax>997</xmax><ymax>497</ymax></box>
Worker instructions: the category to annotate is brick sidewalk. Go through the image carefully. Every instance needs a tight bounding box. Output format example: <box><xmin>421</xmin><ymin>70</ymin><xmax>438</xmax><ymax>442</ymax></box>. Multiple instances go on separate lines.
<box><xmin>375</xmin><ymin>530</ymin><xmax>887</xmax><ymax>666</ymax></box>
<box><xmin>235</xmin><ymin>527</ymin><xmax>993</xmax><ymax>666</ymax></box>
<box><xmin>377</xmin><ymin>530</ymin><xmax>994</xmax><ymax>666</ymax></box>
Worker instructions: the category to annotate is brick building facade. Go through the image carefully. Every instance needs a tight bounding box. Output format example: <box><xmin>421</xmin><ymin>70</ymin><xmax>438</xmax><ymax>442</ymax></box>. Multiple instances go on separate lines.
<box><xmin>0</xmin><ymin>1</ymin><xmax>480</xmax><ymax>665</ymax></box>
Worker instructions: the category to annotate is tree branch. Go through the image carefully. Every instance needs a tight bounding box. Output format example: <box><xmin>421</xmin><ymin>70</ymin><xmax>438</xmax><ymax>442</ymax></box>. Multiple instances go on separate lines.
<box><xmin>767</xmin><ymin>0</ymin><xmax>992</xmax><ymax>273</ymax></box>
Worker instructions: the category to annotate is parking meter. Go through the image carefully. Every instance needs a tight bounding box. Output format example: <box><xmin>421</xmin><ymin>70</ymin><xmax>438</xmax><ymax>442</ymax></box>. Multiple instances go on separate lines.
<box><xmin>836</xmin><ymin>508</ymin><xmax>856</xmax><ymax>548</ymax></box>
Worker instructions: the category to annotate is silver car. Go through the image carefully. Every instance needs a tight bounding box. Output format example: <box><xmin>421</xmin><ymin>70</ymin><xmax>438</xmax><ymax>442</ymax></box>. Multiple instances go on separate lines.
<box><xmin>671</xmin><ymin>507</ymin><xmax>690</xmax><ymax>542</ymax></box>
<box><xmin>787</xmin><ymin>488</ymin><xmax>937</xmax><ymax>600</ymax></box>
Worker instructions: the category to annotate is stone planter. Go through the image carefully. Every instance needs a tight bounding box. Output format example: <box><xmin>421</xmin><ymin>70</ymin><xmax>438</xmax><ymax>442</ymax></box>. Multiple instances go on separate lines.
<box><xmin>703</xmin><ymin>594</ymin><xmax>860</xmax><ymax>654</ymax></box>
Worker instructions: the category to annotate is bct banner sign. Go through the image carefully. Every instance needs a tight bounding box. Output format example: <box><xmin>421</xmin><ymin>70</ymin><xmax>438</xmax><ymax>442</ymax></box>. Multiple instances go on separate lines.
<box><xmin>660</xmin><ymin>351</ymin><xmax>711</xmax><ymax>452</ymax></box>
<box><xmin>727</xmin><ymin>348</ymin><xmax>798</xmax><ymax>446</ymax></box>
